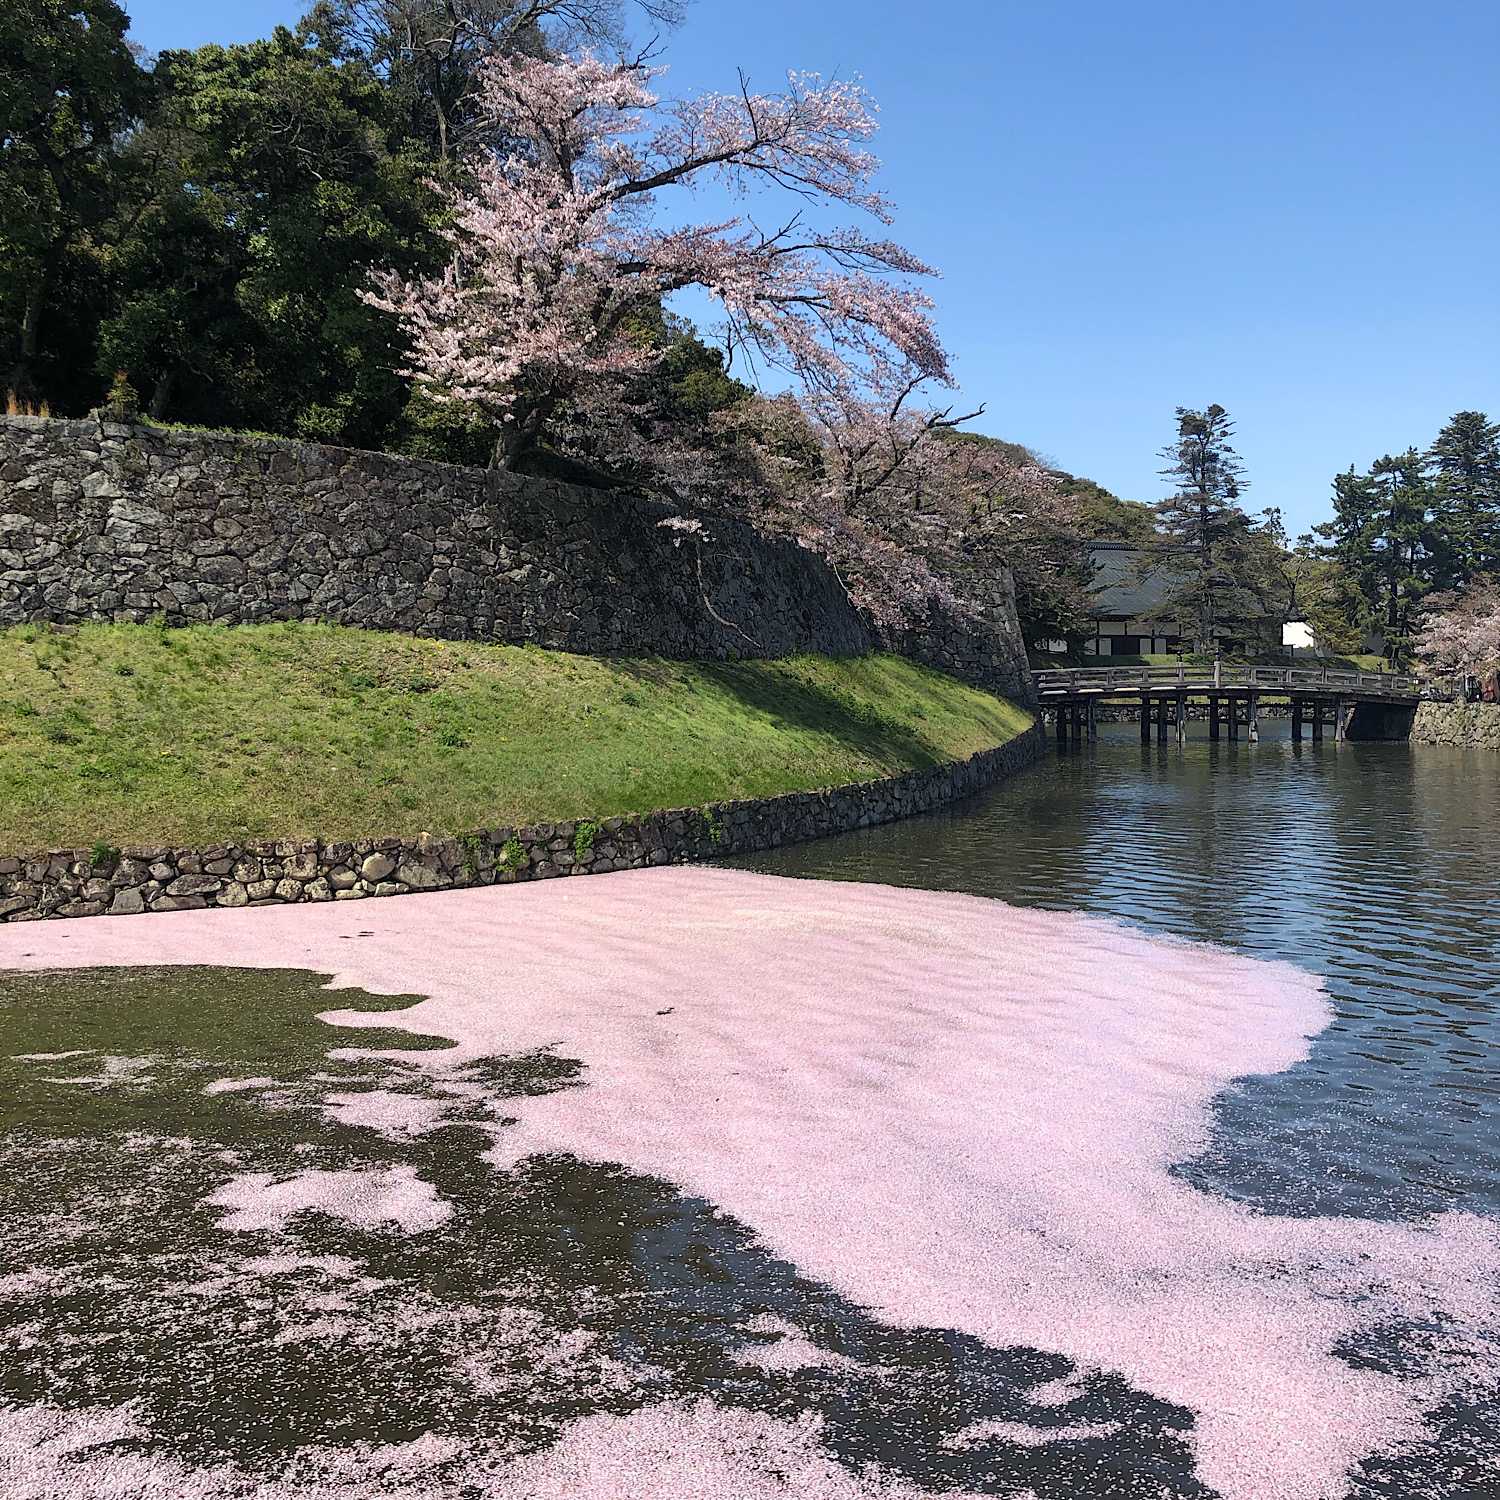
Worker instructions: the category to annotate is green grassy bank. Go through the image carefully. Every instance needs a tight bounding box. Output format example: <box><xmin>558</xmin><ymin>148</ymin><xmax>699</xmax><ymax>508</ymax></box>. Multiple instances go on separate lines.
<box><xmin>0</xmin><ymin>623</ymin><xmax>1033</xmax><ymax>851</ymax></box>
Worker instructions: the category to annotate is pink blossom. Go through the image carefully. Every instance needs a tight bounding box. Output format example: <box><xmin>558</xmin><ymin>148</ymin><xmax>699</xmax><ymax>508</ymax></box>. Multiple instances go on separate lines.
<box><xmin>363</xmin><ymin>53</ymin><xmax>950</xmax><ymax>467</ymax></box>
<box><xmin>1417</xmin><ymin>587</ymin><xmax>1500</xmax><ymax>673</ymax></box>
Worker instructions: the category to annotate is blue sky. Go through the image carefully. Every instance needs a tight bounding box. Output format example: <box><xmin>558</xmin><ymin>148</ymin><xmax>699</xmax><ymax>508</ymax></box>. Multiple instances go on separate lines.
<box><xmin>124</xmin><ymin>0</ymin><xmax>1499</xmax><ymax>535</ymax></box>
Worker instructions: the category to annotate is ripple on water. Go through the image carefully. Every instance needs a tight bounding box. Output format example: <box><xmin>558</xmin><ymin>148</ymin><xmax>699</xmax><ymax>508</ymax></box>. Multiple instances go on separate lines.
<box><xmin>3</xmin><ymin>871</ymin><xmax>1500</xmax><ymax>1499</ymax></box>
<box><xmin>741</xmin><ymin>730</ymin><xmax>1500</xmax><ymax>1223</ymax></box>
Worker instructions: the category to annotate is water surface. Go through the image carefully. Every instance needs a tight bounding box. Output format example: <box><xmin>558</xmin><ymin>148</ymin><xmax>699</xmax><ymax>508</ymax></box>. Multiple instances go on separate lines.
<box><xmin>740</xmin><ymin>729</ymin><xmax>1500</xmax><ymax>1221</ymax></box>
<box><xmin>3</xmin><ymin>735</ymin><xmax>1498</xmax><ymax>1499</ymax></box>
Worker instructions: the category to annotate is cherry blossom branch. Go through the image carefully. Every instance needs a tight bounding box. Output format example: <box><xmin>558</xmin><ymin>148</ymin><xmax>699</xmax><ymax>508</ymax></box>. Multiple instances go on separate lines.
<box><xmin>362</xmin><ymin>51</ymin><xmax>952</xmax><ymax>469</ymax></box>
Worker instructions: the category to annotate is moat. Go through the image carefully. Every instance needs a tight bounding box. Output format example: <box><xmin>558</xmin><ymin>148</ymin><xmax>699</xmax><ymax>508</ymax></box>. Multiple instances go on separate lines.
<box><xmin>745</xmin><ymin>727</ymin><xmax>1500</xmax><ymax>1222</ymax></box>
<box><xmin>2</xmin><ymin>729</ymin><xmax>1496</xmax><ymax>1498</ymax></box>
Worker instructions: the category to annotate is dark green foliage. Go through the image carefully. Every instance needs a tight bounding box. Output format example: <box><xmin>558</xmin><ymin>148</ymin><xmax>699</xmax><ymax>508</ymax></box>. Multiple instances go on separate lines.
<box><xmin>1061</xmin><ymin>474</ymin><xmax>1157</xmax><ymax>546</ymax></box>
<box><xmin>1149</xmin><ymin>405</ymin><xmax>1260</xmax><ymax>652</ymax></box>
<box><xmin>0</xmin><ymin>0</ymin><xmax>151</xmax><ymax>408</ymax></box>
<box><xmin>0</xmin><ymin>1</ymin><xmax>701</xmax><ymax>467</ymax></box>
<box><xmin>397</xmin><ymin>385</ymin><xmax>496</xmax><ymax>467</ymax></box>
<box><xmin>1</xmin><ymin>7</ymin><xmax>451</xmax><ymax>451</ymax></box>
<box><xmin>1310</xmin><ymin>431</ymin><xmax>1492</xmax><ymax>666</ymax></box>
<box><xmin>1429</xmin><ymin>411</ymin><xmax>1500</xmax><ymax>584</ymax></box>
<box><xmin>100</xmin><ymin>24</ymin><xmax>443</xmax><ymax>445</ymax></box>
<box><xmin>656</xmin><ymin>322</ymin><xmax>753</xmax><ymax>422</ymax></box>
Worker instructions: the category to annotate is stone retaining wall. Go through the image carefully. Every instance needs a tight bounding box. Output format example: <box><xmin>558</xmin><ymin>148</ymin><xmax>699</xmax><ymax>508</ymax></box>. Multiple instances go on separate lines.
<box><xmin>0</xmin><ymin>414</ymin><xmax>1034</xmax><ymax>705</ymax></box>
<box><xmin>1410</xmin><ymin>700</ymin><xmax>1500</xmax><ymax>749</ymax></box>
<box><xmin>0</xmin><ymin>725</ymin><xmax>1045</xmax><ymax>923</ymax></box>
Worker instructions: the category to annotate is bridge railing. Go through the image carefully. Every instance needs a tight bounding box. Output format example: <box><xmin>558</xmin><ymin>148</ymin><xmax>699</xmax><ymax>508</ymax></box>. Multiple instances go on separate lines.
<box><xmin>1033</xmin><ymin>664</ymin><xmax>1439</xmax><ymax>696</ymax></box>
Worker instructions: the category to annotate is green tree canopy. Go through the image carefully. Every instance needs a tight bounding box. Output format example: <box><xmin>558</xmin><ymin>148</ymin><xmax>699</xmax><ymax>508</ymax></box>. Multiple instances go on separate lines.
<box><xmin>96</xmin><ymin>22</ymin><xmax>444</xmax><ymax>443</ymax></box>
<box><xmin>0</xmin><ymin>0</ymin><xmax>150</xmax><ymax>407</ymax></box>
<box><xmin>1429</xmin><ymin>410</ymin><xmax>1500</xmax><ymax>583</ymax></box>
<box><xmin>1149</xmin><ymin>404</ymin><xmax>1260</xmax><ymax>651</ymax></box>
<box><xmin>1315</xmin><ymin>448</ymin><xmax>1442</xmax><ymax>665</ymax></box>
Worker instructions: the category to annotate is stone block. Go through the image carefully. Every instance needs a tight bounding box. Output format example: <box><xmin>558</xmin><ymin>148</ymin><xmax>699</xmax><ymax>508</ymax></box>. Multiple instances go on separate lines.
<box><xmin>305</xmin><ymin>877</ymin><xmax>333</xmax><ymax>902</ymax></box>
<box><xmin>166</xmin><ymin>873</ymin><xmax>222</xmax><ymax>896</ymax></box>
<box><xmin>218</xmin><ymin>882</ymin><xmax>249</xmax><ymax>908</ymax></box>
<box><xmin>273</xmin><ymin>878</ymin><xmax>304</xmax><ymax>902</ymax></box>
<box><xmin>360</xmin><ymin>852</ymin><xmax>396</xmax><ymax>882</ymax></box>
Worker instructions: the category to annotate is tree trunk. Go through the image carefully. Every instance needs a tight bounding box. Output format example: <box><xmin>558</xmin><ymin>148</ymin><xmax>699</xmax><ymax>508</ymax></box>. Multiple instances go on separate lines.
<box><xmin>7</xmin><ymin>280</ymin><xmax>46</xmax><ymax>402</ymax></box>
<box><xmin>148</xmin><ymin>369</ymin><xmax>175</xmax><ymax>421</ymax></box>
<box><xmin>489</xmin><ymin>390</ymin><xmax>560</xmax><ymax>471</ymax></box>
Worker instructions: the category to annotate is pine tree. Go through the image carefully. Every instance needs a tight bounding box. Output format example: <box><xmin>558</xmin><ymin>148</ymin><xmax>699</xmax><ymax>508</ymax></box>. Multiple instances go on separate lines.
<box><xmin>1151</xmin><ymin>404</ymin><xmax>1255</xmax><ymax>651</ymax></box>
<box><xmin>1429</xmin><ymin>411</ymin><xmax>1500</xmax><ymax>583</ymax></box>
<box><xmin>1366</xmin><ymin>449</ymin><xmax>1438</xmax><ymax>663</ymax></box>
<box><xmin>1315</xmin><ymin>449</ymin><xmax>1439</xmax><ymax>665</ymax></box>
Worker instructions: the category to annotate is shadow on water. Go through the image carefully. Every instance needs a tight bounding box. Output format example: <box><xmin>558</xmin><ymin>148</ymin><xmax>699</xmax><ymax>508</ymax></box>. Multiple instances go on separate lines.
<box><xmin>0</xmin><ymin>966</ymin><xmax>1205</xmax><ymax>1497</ymax></box>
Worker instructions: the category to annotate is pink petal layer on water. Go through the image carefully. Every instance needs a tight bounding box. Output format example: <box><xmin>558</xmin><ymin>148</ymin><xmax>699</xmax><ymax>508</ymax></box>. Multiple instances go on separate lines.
<box><xmin>4</xmin><ymin>866</ymin><xmax>1498</xmax><ymax>1500</ymax></box>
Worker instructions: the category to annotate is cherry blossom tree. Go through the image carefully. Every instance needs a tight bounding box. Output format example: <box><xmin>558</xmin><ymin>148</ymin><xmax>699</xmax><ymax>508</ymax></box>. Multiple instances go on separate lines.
<box><xmin>331</xmin><ymin>0</ymin><xmax>689</xmax><ymax>159</ymax></box>
<box><xmin>1417</xmin><ymin>586</ymin><xmax>1500</xmax><ymax>675</ymax></box>
<box><xmin>676</xmin><ymin>392</ymin><xmax>1083</xmax><ymax>631</ymax></box>
<box><xmin>363</xmin><ymin>51</ymin><xmax>951</xmax><ymax>469</ymax></box>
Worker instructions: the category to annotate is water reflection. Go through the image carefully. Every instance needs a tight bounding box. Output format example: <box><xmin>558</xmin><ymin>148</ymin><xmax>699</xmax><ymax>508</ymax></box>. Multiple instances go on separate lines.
<box><xmin>738</xmin><ymin>729</ymin><xmax>1500</xmax><ymax>1220</ymax></box>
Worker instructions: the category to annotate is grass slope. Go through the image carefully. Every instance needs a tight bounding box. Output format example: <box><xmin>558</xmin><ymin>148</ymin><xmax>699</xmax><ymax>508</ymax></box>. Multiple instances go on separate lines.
<box><xmin>0</xmin><ymin>623</ymin><xmax>1033</xmax><ymax>851</ymax></box>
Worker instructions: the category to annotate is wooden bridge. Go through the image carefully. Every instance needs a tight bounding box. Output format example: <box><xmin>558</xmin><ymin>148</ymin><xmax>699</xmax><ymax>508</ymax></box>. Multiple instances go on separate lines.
<box><xmin>1034</xmin><ymin>664</ymin><xmax>1444</xmax><ymax>745</ymax></box>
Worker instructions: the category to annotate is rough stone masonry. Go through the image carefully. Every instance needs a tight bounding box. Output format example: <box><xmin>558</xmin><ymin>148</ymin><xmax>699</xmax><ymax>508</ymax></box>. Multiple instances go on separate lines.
<box><xmin>0</xmin><ymin>414</ymin><xmax>1034</xmax><ymax>705</ymax></box>
<box><xmin>0</xmin><ymin>729</ymin><xmax>1046</xmax><ymax>923</ymax></box>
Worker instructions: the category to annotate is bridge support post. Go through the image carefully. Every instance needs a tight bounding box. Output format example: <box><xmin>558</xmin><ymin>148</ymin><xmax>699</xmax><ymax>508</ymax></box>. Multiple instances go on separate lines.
<box><xmin>1157</xmin><ymin>696</ymin><xmax>1168</xmax><ymax>744</ymax></box>
<box><xmin>1209</xmin><ymin>695</ymin><xmax>1220</xmax><ymax>741</ymax></box>
<box><xmin>1176</xmin><ymin>694</ymin><xmax>1187</xmax><ymax>744</ymax></box>
<box><xmin>1070</xmin><ymin>703</ymin><xmax>1082</xmax><ymax>745</ymax></box>
<box><xmin>1086</xmin><ymin>698</ymin><xmax>1098</xmax><ymax>742</ymax></box>
<box><xmin>1228</xmin><ymin>696</ymin><xmax>1238</xmax><ymax>741</ymax></box>
<box><xmin>1248</xmin><ymin>694</ymin><xmax>1259</xmax><ymax>743</ymax></box>
<box><xmin>1335</xmin><ymin>696</ymin><xmax>1346</xmax><ymax>742</ymax></box>
<box><xmin>1312</xmin><ymin>701</ymin><xmax>1324</xmax><ymax>741</ymax></box>
<box><xmin>1140</xmin><ymin>698</ymin><xmax>1151</xmax><ymax>744</ymax></box>
<box><xmin>1292</xmin><ymin>700</ymin><xmax>1303</xmax><ymax>741</ymax></box>
<box><xmin>1055</xmin><ymin>705</ymin><xmax>1067</xmax><ymax>745</ymax></box>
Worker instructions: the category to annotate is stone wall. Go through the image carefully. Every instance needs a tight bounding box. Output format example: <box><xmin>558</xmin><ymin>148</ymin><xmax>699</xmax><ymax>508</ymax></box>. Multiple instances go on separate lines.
<box><xmin>881</xmin><ymin>571</ymin><xmax>1033</xmax><ymax>708</ymax></box>
<box><xmin>0</xmin><ymin>725</ymin><xmax>1045</xmax><ymax>923</ymax></box>
<box><xmin>0</xmin><ymin>414</ymin><xmax>1034</xmax><ymax>704</ymax></box>
<box><xmin>1410</xmin><ymin>701</ymin><xmax>1500</xmax><ymax>749</ymax></box>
